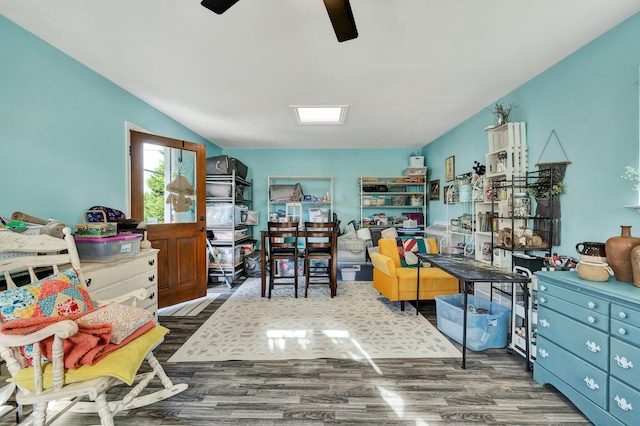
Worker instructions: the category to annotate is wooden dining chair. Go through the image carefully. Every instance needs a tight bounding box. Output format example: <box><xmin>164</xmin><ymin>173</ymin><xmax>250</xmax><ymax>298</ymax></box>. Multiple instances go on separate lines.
<box><xmin>267</xmin><ymin>222</ymin><xmax>300</xmax><ymax>298</ymax></box>
<box><xmin>303</xmin><ymin>222</ymin><xmax>338</xmax><ymax>298</ymax></box>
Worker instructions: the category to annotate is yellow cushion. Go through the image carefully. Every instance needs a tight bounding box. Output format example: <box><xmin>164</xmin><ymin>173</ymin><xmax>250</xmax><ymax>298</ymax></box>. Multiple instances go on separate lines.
<box><xmin>9</xmin><ymin>325</ymin><xmax>168</xmax><ymax>392</ymax></box>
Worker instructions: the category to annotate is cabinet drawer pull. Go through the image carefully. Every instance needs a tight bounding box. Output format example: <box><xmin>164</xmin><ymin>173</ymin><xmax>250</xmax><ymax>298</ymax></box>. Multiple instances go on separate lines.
<box><xmin>149</xmin><ymin>292</ymin><xmax>155</xmax><ymax>300</ymax></box>
<box><xmin>148</xmin><ymin>259</ymin><xmax>155</xmax><ymax>266</ymax></box>
<box><xmin>615</xmin><ymin>395</ymin><xmax>633</xmax><ymax>411</ymax></box>
<box><xmin>619</xmin><ymin>311</ymin><xmax>628</xmax><ymax>319</ymax></box>
<box><xmin>539</xmin><ymin>297</ymin><xmax>547</xmax><ymax>304</ymax></box>
<box><xmin>583</xmin><ymin>377</ymin><xmax>599</xmax><ymax>390</ymax></box>
<box><xmin>615</xmin><ymin>354</ymin><xmax>634</xmax><ymax>369</ymax></box>
<box><xmin>618</xmin><ymin>327</ymin><xmax>628</xmax><ymax>335</ymax></box>
<box><xmin>539</xmin><ymin>318</ymin><xmax>550</xmax><ymax>328</ymax></box>
<box><xmin>148</xmin><ymin>275</ymin><xmax>155</xmax><ymax>282</ymax></box>
<box><xmin>84</xmin><ymin>278</ymin><xmax>92</xmax><ymax>287</ymax></box>
<box><xmin>538</xmin><ymin>348</ymin><xmax>549</xmax><ymax>358</ymax></box>
<box><xmin>540</xmin><ymin>285</ymin><xmax>547</xmax><ymax>291</ymax></box>
<box><xmin>588</xmin><ymin>301</ymin><xmax>597</xmax><ymax>309</ymax></box>
<box><xmin>586</xmin><ymin>340</ymin><xmax>601</xmax><ymax>353</ymax></box>
<box><xmin>587</xmin><ymin>316</ymin><xmax>596</xmax><ymax>324</ymax></box>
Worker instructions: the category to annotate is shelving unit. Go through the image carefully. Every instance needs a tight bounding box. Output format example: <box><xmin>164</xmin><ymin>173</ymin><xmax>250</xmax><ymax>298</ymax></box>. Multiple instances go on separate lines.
<box><xmin>267</xmin><ymin>176</ymin><xmax>333</xmax><ymax>226</ymax></box>
<box><xmin>359</xmin><ymin>176</ymin><xmax>426</xmax><ymax>230</ymax></box>
<box><xmin>442</xmin><ymin>178</ymin><xmax>476</xmax><ymax>255</ymax></box>
<box><xmin>205</xmin><ymin>171</ymin><xmax>254</xmax><ymax>286</ymax></box>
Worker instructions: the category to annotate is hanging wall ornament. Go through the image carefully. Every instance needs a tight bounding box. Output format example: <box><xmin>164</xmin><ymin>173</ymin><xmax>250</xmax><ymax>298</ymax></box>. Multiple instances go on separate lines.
<box><xmin>166</xmin><ymin>175</ymin><xmax>195</xmax><ymax>213</ymax></box>
<box><xmin>532</xmin><ymin>130</ymin><xmax>571</xmax><ymax>247</ymax></box>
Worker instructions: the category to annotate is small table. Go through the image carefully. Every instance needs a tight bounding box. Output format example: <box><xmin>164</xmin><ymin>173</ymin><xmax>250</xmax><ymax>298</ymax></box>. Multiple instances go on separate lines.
<box><xmin>417</xmin><ymin>253</ymin><xmax>531</xmax><ymax>370</ymax></box>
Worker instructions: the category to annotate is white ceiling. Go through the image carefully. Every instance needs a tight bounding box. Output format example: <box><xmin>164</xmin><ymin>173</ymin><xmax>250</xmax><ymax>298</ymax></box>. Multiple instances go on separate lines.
<box><xmin>2</xmin><ymin>1</ymin><xmax>639</xmax><ymax>149</ymax></box>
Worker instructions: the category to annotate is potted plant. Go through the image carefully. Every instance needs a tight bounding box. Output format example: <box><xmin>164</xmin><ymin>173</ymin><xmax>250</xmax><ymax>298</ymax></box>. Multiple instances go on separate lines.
<box><xmin>409</xmin><ymin>151</ymin><xmax>424</xmax><ymax>168</ymax></box>
<box><xmin>487</xmin><ymin>102</ymin><xmax>517</xmax><ymax>126</ymax></box>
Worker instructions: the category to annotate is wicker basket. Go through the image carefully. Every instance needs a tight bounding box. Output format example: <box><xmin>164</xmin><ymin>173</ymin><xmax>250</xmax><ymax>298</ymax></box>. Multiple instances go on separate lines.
<box><xmin>75</xmin><ymin>210</ymin><xmax>117</xmax><ymax>238</ymax></box>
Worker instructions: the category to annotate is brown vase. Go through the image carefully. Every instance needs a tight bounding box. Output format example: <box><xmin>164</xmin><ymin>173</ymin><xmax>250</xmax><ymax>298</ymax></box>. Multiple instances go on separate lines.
<box><xmin>605</xmin><ymin>226</ymin><xmax>640</xmax><ymax>282</ymax></box>
<box><xmin>632</xmin><ymin>245</ymin><xmax>640</xmax><ymax>287</ymax></box>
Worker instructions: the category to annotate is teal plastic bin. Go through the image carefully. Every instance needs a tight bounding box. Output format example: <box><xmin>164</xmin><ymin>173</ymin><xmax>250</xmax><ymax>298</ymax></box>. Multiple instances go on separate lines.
<box><xmin>435</xmin><ymin>293</ymin><xmax>511</xmax><ymax>351</ymax></box>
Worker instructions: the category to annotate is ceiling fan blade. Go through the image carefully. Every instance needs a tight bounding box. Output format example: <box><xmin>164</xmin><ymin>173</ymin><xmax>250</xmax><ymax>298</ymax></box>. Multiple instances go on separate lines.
<box><xmin>322</xmin><ymin>0</ymin><xmax>358</xmax><ymax>42</ymax></box>
<box><xmin>201</xmin><ymin>0</ymin><xmax>240</xmax><ymax>14</ymax></box>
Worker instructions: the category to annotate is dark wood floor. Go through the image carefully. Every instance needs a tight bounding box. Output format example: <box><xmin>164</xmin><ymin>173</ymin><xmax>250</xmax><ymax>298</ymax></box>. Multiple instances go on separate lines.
<box><xmin>3</xmin><ymin>279</ymin><xmax>592</xmax><ymax>425</ymax></box>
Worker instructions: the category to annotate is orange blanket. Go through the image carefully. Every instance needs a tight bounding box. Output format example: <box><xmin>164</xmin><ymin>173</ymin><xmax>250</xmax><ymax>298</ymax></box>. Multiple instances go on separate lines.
<box><xmin>1</xmin><ymin>312</ymin><xmax>155</xmax><ymax>369</ymax></box>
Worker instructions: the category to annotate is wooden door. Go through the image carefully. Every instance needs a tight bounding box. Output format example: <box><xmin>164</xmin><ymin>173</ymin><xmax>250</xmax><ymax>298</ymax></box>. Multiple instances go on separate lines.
<box><xmin>130</xmin><ymin>131</ymin><xmax>207</xmax><ymax>308</ymax></box>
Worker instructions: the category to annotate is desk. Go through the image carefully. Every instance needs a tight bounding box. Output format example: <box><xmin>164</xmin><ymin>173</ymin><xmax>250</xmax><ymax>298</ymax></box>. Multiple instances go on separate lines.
<box><xmin>259</xmin><ymin>230</ymin><xmax>338</xmax><ymax>297</ymax></box>
<box><xmin>417</xmin><ymin>254</ymin><xmax>531</xmax><ymax>370</ymax></box>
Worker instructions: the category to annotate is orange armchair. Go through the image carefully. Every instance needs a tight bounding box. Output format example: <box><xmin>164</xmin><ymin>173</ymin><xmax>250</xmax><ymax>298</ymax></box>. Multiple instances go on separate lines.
<box><xmin>370</xmin><ymin>237</ymin><xmax>459</xmax><ymax>310</ymax></box>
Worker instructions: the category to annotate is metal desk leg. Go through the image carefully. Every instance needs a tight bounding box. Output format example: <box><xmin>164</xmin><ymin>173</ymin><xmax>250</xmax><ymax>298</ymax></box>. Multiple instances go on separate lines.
<box><xmin>462</xmin><ymin>281</ymin><xmax>471</xmax><ymax>369</ymax></box>
<box><xmin>416</xmin><ymin>261</ymin><xmax>421</xmax><ymax>315</ymax></box>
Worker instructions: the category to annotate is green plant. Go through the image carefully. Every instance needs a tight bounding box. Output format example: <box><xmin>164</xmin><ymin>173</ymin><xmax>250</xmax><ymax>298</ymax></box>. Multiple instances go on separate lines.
<box><xmin>526</xmin><ymin>181</ymin><xmax>564</xmax><ymax>198</ymax></box>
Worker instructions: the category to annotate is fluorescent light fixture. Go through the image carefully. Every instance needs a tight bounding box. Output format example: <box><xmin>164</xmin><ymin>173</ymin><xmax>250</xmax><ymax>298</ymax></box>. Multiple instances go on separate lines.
<box><xmin>291</xmin><ymin>105</ymin><xmax>348</xmax><ymax>125</ymax></box>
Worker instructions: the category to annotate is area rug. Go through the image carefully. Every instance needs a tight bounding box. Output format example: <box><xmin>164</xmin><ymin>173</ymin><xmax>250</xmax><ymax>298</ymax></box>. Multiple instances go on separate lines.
<box><xmin>158</xmin><ymin>290</ymin><xmax>221</xmax><ymax>317</ymax></box>
<box><xmin>168</xmin><ymin>278</ymin><xmax>461</xmax><ymax>362</ymax></box>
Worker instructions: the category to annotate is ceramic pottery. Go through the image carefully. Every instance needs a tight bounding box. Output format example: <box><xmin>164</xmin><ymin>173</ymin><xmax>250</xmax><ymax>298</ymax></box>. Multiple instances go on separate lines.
<box><xmin>605</xmin><ymin>226</ymin><xmax>640</xmax><ymax>282</ymax></box>
<box><xmin>631</xmin><ymin>245</ymin><xmax>640</xmax><ymax>287</ymax></box>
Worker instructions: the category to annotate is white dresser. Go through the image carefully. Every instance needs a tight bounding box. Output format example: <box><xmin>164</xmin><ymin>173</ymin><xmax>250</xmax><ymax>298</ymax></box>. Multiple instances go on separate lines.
<box><xmin>534</xmin><ymin>270</ymin><xmax>640</xmax><ymax>426</ymax></box>
<box><xmin>80</xmin><ymin>249</ymin><xmax>159</xmax><ymax>318</ymax></box>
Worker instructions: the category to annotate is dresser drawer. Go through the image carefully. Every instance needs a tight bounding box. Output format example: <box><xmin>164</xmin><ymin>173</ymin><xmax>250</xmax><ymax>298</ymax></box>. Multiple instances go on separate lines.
<box><xmin>611</xmin><ymin>318</ymin><xmax>640</xmax><ymax>346</ymax></box>
<box><xmin>89</xmin><ymin>270</ymin><xmax>157</xmax><ymax>301</ymax></box>
<box><xmin>81</xmin><ymin>252</ymin><xmax>157</xmax><ymax>291</ymax></box>
<box><xmin>538</xmin><ymin>280</ymin><xmax>608</xmax><ymax>315</ymax></box>
<box><xmin>538</xmin><ymin>293</ymin><xmax>608</xmax><ymax>333</ymax></box>
<box><xmin>536</xmin><ymin>336</ymin><xmax>608</xmax><ymax>408</ymax></box>
<box><xmin>610</xmin><ymin>337</ymin><xmax>640</xmax><ymax>387</ymax></box>
<box><xmin>610</xmin><ymin>377</ymin><xmax>640</xmax><ymax>425</ymax></box>
<box><xmin>611</xmin><ymin>302</ymin><xmax>640</xmax><ymax>328</ymax></box>
<box><xmin>537</xmin><ymin>305</ymin><xmax>609</xmax><ymax>369</ymax></box>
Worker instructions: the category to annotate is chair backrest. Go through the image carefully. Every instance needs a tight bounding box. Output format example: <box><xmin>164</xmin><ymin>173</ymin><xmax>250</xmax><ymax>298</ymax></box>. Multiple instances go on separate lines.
<box><xmin>303</xmin><ymin>222</ymin><xmax>336</xmax><ymax>253</ymax></box>
<box><xmin>0</xmin><ymin>227</ymin><xmax>83</xmax><ymax>289</ymax></box>
<box><xmin>267</xmin><ymin>222</ymin><xmax>299</xmax><ymax>253</ymax></box>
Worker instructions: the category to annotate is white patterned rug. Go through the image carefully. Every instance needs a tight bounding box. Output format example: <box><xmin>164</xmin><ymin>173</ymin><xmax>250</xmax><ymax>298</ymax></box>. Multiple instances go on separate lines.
<box><xmin>168</xmin><ymin>278</ymin><xmax>461</xmax><ymax>362</ymax></box>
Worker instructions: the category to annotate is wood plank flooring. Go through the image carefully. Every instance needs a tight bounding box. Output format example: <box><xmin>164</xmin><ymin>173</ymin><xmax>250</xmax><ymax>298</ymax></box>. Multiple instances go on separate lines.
<box><xmin>1</xmin><ymin>280</ymin><xmax>592</xmax><ymax>425</ymax></box>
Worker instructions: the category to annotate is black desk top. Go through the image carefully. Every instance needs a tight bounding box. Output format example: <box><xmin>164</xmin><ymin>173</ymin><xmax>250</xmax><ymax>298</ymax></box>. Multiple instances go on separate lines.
<box><xmin>418</xmin><ymin>254</ymin><xmax>531</xmax><ymax>283</ymax></box>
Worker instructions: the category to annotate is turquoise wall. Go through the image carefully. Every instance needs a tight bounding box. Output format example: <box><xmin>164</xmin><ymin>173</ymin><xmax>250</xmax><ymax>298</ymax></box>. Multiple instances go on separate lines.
<box><xmin>424</xmin><ymin>12</ymin><xmax>640</xmax><ymax>257</ymax></box>
<box><xmin>224</xmin><ymin>148</ymin><xmax>421</xmax><ymax>233</ymax></box>
<box><xmin>0</xmin><ymin>16</ymin><xmax>221</xmax><ymax>227</ymax></box>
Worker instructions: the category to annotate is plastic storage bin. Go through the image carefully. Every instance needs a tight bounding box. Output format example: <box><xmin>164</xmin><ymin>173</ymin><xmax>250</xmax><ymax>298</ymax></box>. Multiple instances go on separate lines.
<box><xmin>435</xmin><ymin>293</ymin><xmax>511</xmax><ymax>351</ymax></box>
<box><xmin>338</xmin><ymin>262</ymin><xmax>373</xmax><ymax>281</ymax></box>
<box><xmin>75</xmin><ymin>233</ymin><xmax>142</xmax><ymax>263</ymax></box>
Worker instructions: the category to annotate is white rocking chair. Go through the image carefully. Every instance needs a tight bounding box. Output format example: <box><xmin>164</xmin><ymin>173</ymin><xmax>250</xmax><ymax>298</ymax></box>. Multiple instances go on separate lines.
<box><xmin>0</xmin><ymin>227</ymin><xmax>188</xmax><ymax>425</ymax></box>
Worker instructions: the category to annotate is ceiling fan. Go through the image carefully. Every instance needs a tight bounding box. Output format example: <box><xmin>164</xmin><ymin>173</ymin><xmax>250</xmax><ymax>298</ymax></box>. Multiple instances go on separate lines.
<box><xmin>200</xmin><ymin>0</ymin><xmax>358</xmax><ymax>42</ymax></box>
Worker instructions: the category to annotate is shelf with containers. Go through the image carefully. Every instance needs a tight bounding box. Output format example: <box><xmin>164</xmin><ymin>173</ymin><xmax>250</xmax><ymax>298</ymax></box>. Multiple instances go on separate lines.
<box><xmin>359</xmin><ymin>174</ymin><xmax>427</xmax><ymax>232</ymax></box>
<box><xmin>267</xmin><ymin>176</ymin><xmax>333</xmax><ymax>226</ymax></box>
<box><xmin>205</xmin><ymin>171</ymin><xmax>255</xmax><ymax>285</ymax></box>
<box><xmin>442</xmin><ymin>173</ymin><xmax>478</xmax><ymax>255</ymax></box>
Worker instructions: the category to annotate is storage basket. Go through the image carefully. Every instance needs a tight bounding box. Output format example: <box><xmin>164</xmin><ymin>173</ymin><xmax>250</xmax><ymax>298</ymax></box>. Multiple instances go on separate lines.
<box><xmin>392</xmin><ymin>194</ymin><xmax>406</xmax><ymax>206</ymax></box>
<box><xmin>75</xmin><ymin>210</ymin><xmax>117</xmax><ymax>238</ymax></box>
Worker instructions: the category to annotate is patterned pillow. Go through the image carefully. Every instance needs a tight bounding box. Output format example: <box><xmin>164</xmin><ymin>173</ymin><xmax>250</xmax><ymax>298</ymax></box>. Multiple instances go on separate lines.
<box><xmin>0</xmin><ymin>269</ymin><xmax>94</xmax><ymax>365</ymax></box>
<box><xmin>76</xmin><ymin>304</ymin><xmax>154</xmax><ymax>344</ymax></box>
<box><xmin>396</xmin><ymin>237</ymin><xmax>428</xmax><ymax>267</ymax></box>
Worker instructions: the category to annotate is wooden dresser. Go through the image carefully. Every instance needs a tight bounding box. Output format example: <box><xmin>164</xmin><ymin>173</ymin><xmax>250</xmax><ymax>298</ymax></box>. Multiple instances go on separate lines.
<box><xmin>80</xmin><ymin>249</ymin><xmax>159</xmax><ymax>318</ymax></box>
<box><xmin>534</xmin><ymin>270</ymin><xmax>640</xmax><ymax>426</ymax></box>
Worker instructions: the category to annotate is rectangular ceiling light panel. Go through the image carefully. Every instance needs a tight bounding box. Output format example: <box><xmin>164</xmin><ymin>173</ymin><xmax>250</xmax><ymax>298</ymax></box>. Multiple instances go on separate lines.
<box><xmin>291</xmin><ymin>105</ymin><xmax>348</xmax><ymax>125</ymax></box>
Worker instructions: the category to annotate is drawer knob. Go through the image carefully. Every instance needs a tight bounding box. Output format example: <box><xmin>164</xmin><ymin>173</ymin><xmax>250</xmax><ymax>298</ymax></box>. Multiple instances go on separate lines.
<box><xmin>615</xmin><ymin>395</ymin><xmax>633</xmax><ymax>411</ymax></box>
<box><xmin>540</xmin><ymin>285</ymin><xmax>547</xmax><ymax>291</ymax></box>
<box><xmin>539</xmin><ymin>297</ymin><xmax>547</xmax><ymax>304</ymax></box>
<box><xmin>587</xmin><ymin>316</ymin><xmax>596</xmax><ymax>324</ymax></box>
<box><xmin>615</xmin><ymin>354</ymin><xmax>634</xmax><ymax>369</ymax></box>
<box><xmin>538</xmin><ymin>348</ymin><xmax>549</xmax><ymax>358</ymax></box>
<box><xmin>586</xmin><ymin>340</ymin><xmax>601</xmax><ymax>353</ymax></box>
<box><xmin>588</xmin><ymin>301</ymin><xmax>596</xmax><ymax>309</ymax></box>
<box><xmin>149</xmin><ymin>292</ymin><xmax>156</xmax><ymax>300</ymax></box>
<box><xmin>84</xmin><ymin>278</ymin><xmax>92</xmax><ymax>287</ymax></box>
<box><xmin>148</xmin><ymin>275</ymin><xmax>155</xmax><ymax>282</ymax></box>
<box><xmin>583</xmin><ymin>377</ymin><xmax>599</xmax><ymax>390</ymax></box>
<box><xmin>539</xmin><ymin>318</ymin><xmax>550</xmax><ymax>328</ymax></box>
<box><xmin>148</xmin><ymin>259</ymin><xmax>155</xmax><ymax>266</ymax></box>
<box><xmin>619</xmin><ymin>327</ymin><xmax>628</xmax><ymax>335</ymax></box>
<box><xmin>619</xmin><ymin>311</ymin><xmax>628</xmax><ymax>319</ymax></box>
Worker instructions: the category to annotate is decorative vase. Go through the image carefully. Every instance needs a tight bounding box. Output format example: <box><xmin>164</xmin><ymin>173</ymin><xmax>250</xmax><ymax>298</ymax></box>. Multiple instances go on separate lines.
<box><xmin>632</xmin><ymin>245</ymin><xmax>640</xmax><ymax>287</ymax></box>
<box><xmin>605</xmin><ymin>226</ymin><xmax>640</xmax><ymax>282</ymax></box>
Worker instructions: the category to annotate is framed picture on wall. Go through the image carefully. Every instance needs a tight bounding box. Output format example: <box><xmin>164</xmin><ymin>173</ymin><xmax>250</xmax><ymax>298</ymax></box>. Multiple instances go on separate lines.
<box><xmin>429</xmin><ymin>179</ymin><xmax>440</xmax><ymax>200</ymax></box>
<box><xmin>445</xmin><ymin>156</ymin><xmax>455</xmax><ymax>182</ymax></box>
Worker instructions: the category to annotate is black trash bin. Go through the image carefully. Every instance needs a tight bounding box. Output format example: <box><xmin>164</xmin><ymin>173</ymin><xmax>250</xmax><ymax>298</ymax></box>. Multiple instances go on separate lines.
<box><xmin>244</xmin><ymin>250</ymin><xmax>262</xmax><ymax>277</ymax></box>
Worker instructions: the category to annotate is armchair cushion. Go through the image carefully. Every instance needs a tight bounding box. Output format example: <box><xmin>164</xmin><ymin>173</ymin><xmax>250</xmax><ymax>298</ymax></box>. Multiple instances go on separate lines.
<box><xmin>8</xmin><ymin>325</ymin><xmax>168</xmax><ymax>391</ymax></box>
<box><xmin>395</xmin><ymin>236</ymin><xmax>430</xmax><ymax>267</ymax></box>
<box><xmin>0</xmin><ymin>269</ymin><xmax>93</xmax><ymax>365</ymax></box>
